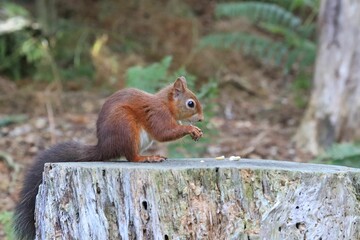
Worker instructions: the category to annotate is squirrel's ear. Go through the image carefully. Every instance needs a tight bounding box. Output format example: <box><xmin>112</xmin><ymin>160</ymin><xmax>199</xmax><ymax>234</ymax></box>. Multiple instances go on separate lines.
<box><xmin>177</xmin><ymin>76</ymin><xmax>187</xmax><ymax>88</ymax></box>
<box><xmin>173</xmin><ymin>76</ymin><xmax>187</xmax><ymax>97</ymax></box>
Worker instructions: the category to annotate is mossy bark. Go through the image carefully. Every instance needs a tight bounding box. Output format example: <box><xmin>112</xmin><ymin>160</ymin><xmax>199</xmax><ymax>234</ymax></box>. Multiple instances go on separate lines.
<box><xmin>35</xmin><ymin>159</ymin><xmax>360</xmax><ymax>239</ymax></box>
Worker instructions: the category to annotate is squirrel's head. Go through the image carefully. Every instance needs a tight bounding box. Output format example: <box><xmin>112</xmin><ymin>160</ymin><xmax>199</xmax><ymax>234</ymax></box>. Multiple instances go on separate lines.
<box><xmin>171</xmin><ymin>76</ymin><xmax>204</xmax><ymax>123</ymax></box>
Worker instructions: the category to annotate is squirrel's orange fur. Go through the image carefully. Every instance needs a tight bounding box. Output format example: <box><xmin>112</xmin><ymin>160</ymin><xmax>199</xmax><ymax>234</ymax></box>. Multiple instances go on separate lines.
<box><xmin>96</xmin><ymin>76</ymin><xmax>203</xmax><ymax>162</ymax></box>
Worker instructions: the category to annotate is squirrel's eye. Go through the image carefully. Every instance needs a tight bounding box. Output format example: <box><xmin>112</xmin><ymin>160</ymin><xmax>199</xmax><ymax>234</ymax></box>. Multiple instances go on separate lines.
<box><xmin>186</xmin><ymin>99</ymin><xmax>195</xmax><ymax>109</ymax></box>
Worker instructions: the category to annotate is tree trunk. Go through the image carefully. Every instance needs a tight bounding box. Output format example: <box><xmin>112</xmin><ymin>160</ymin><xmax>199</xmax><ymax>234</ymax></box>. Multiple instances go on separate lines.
<box><xmin>35</xmin><ymin>159</ymin><xmax>360</xmax><ymax>240</ymax></box>
<box><xmin>295</xmin><ymin>0</ymin><xmax>360</xmax><ymax>154</ymax></box>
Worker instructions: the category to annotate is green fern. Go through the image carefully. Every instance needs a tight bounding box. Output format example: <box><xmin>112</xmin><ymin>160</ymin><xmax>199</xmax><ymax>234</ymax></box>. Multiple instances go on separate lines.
<box><xmin>201</xmin><ymin>1</ymin><xmax>317</xmax><ymax>74</ymax></box>
<box><xmin>125</xmin><ymin>56</ymin><xmax>197</xmax><ymax>93</ymax></box>
<box><xmin>201</xmin><ymin>32</ymin><xmax>314</xmax><ymax>72</ymax></box>
<box><xmin>126</xmin><ymin>56</ymin><xmax>173</xmax><ymax>93</ymax></box>
<box><xmin>238</xmin><ymin>0</ymin><xmax>320</xmax><ymax>13</ymax></box>
<box><xmin>216</xmin><ymin>2</ymin><xmax>302</xmax><ymax>30</ymax></box>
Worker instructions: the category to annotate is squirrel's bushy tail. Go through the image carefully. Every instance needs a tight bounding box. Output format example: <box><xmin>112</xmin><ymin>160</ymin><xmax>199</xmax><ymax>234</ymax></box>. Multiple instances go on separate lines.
<box><xmin>14</xmin><ymin>141</ymin><xmax>98</xmax><ymax>240</ymax></box>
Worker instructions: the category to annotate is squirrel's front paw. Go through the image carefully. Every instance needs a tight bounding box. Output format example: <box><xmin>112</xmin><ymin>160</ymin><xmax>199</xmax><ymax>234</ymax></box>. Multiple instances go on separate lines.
<box><xmin>189</xmin><ymin>126</ymin><xmax>203</xmax><ymax>141</ymax></box>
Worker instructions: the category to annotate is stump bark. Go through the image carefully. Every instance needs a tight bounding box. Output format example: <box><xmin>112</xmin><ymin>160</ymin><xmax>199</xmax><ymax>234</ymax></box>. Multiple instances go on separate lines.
<box><xmin>35</xmin><ymin>159</ymin><xmax>360</xmax><ymax>240</ymax></box>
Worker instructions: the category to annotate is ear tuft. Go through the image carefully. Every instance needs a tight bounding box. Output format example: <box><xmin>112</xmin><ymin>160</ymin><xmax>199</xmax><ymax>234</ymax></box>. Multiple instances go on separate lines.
<box><xmin>173</xmin><ymin>76</ymin><xmax>187</xmax><ymax>97</ymax></box>
<box><xmin>178</xmin><ymin>76</ymin><xmax>187</xmax><ymax>88</ymax></box>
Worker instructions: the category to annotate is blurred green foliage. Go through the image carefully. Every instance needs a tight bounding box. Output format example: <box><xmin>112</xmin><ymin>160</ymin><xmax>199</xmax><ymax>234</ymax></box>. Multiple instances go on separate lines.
<box><xmin>314</xmin><ymin>143</ymin><xmax>360</xmax><ymax>168</ymax></box>
<box><xmin>125</xmin><ymin>55</ymin><xmax>198</xmax><ymax>93</ymax></box>
<box><xmin>127</xmin><ymin>56</ymin><xmax>174</xmax><ymax>92</ymax></box>
<box><xmin>200</xmin><ymin>1</ymin><xmax>318</xmax><ymax>75</ymax></box>
<box><xmin>1</xmin><ymin>2</ymin><xmax>29</xmax><ymax>17</ymax></box>
<box><xmin>237</xmin><ymin>0</ymin><xmax>320</xmax><ymax>12</ymax></box>
<box><xmin>35</xmin><ymin>20</ymin><xmax>95</xmax><ymax>82</ymax></box>
<box><xmin>0</xmin><ymin>211</ymin><xmax>14</xmax><ymax>240</ymax></box>
<box><xmin>0</xmin><ymin>114</ymin><xmax>27</xmax><ymax>127</ymax></box>
<box><xmin>200</xmin><ymin>0</ymin><xmax>318</xmax><ymax>109</ymax></box>
<box><xmin>0</xmin><ymin>2</ymin><xmax>95</xmax><ymax>81</ymax></box>
<box><xmin>0</xmin><ymin>3</ymin><xmax>43</xmax><ymax>79</ymax></box>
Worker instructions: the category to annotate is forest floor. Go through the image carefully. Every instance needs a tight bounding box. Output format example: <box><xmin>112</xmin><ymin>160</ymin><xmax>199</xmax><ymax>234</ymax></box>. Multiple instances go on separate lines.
<box><xmin>0</xmin><ymin>71</ymin><xmax>313</xmax><ymax>238</ymax></box>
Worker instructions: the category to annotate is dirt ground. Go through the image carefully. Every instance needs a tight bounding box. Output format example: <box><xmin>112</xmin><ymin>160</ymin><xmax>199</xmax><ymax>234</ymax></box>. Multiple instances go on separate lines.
<box><xmin>0</xmin><ymin>73</ymin><xmax>313</xmax><ymax>214</ymax></box>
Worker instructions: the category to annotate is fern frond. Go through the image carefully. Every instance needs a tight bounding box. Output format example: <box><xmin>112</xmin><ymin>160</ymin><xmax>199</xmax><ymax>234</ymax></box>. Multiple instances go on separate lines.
<box><xmin>200</xmin><ymin>32</ymin><xmax>315</xmax><ymax>72</ymax></box>
<box><xmin>126</xmin><ymin>56</ymin><xmax>172</xmax><ymax>93</ymax></box>
<box><xmin>125</xmin><ymin>56</ymin><xmax>197</xmax><ymax>93</ymax></box>
<box><xmin>256</xmin><ymin>0</ymin><xmax>320</xmax><ymax>11</ymax></box>
<box><xmin>201</xmin><ymin>32</ymin><xmax>285</xmax><ymax>66</ymax></box>
<box><xmin>216</xmin><ymin>2</ymin><xmax>302</xmax><ymax>30</ymax></box>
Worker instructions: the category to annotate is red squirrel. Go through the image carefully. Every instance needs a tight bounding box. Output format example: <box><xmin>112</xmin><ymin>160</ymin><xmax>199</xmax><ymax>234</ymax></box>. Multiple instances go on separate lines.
<box><xmin>14</xmin><ymin>76</ymin><xmax>203</xmax><ymax>240</ymax></box>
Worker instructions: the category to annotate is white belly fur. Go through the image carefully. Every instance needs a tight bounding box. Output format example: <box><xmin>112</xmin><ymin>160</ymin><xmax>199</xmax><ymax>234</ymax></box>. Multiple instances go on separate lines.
<box><xmin>139</xmin><ymin>129</ymin><xmax>154</xmax><ymax>153</ymax></box>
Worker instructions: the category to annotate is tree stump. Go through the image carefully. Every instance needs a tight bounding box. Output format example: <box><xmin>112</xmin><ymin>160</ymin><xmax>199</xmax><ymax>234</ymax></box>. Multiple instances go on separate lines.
<box><xmin>35</xmin><ymin>159</ymin><xmax>360</xmax><ymax>240</ymax></box>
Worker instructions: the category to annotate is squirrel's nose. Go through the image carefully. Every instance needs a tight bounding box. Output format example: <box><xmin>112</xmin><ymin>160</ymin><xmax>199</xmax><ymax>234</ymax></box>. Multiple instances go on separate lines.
<box><xmin>198</xmin><ymin>115</ymin><xmax>204</xmax><ymax>122</ymax></box>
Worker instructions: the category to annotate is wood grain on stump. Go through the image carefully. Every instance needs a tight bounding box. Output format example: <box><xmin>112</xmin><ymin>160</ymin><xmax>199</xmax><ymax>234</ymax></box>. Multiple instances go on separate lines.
<box><xmin>35</xmin><ymin>159</ymin><xmax>360</xmax><ymax>240</ymax></box>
